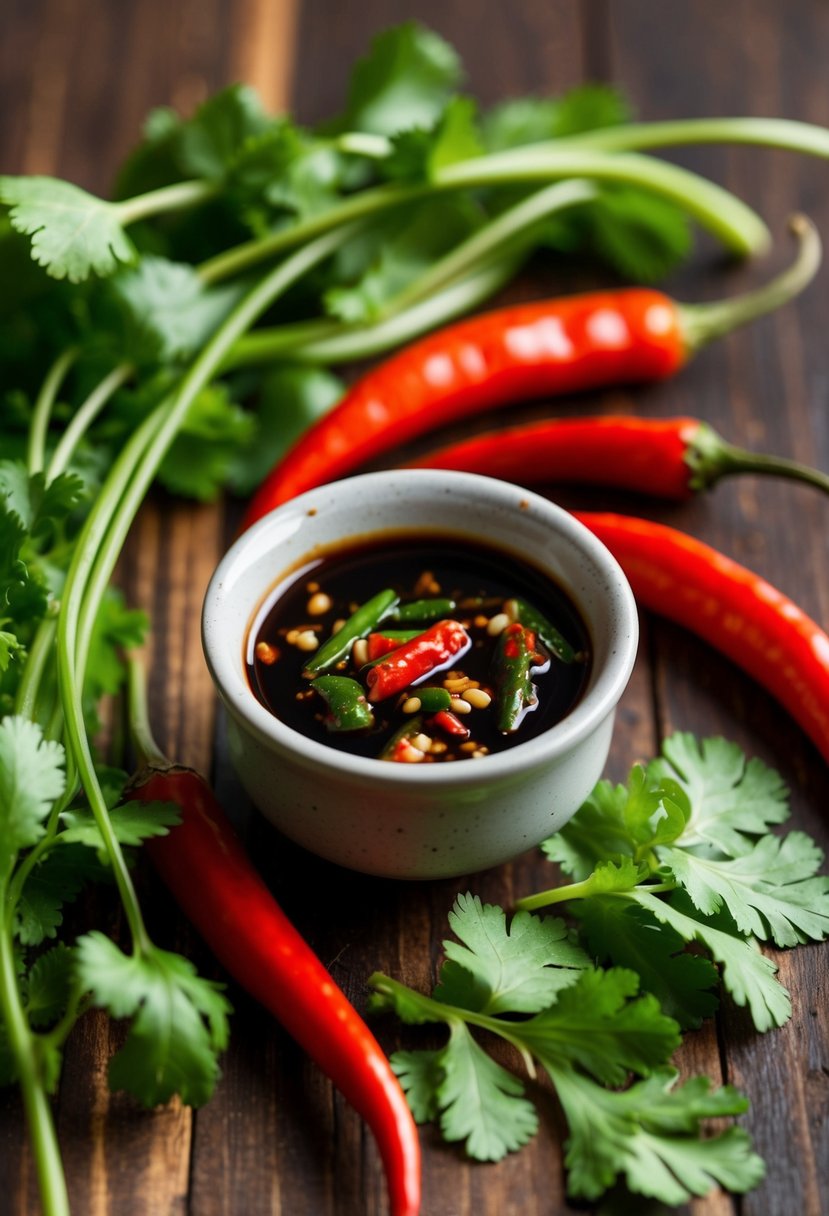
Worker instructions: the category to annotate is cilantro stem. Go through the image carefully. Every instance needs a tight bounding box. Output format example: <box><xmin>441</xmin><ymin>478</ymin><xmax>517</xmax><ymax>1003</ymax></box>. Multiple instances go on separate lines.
<box><xmin>198</xmin><ymin>147</ymin><xmax>769</xmax><ymax>284</ymax></box>
<box><xmin>14</xmin><ymin>616</ymin><xmax>58</xmax><ymax>720</ymax></box>
<box><xmin>224</xmin><ymin>254</ymin><xmax>518</xmax><ymax>370</ymax></box>
<box><xmin>46</xmin><ymin>362</ymin><xmax>134</xmax><ymax>482</ymax></box>
<box><xmin>514</xmin><ymin>879</ymin><xmax>598</xmax><ymax>911</ymax></box>
<box><xmin>27</xmin><ymin>348</ymin><xmax>79</xmax><ymax>476</ymax></box>
<box><xmin>0</xmin><ymin>901</ymin><xmax>69</xmax><ymax>1216</ymax></box>
<box><xmin>55</xmin><ymin>226</ymin><xmax>358</xmax><ymax>960</ymax></box>
<box><xmin>225</xmin><ymin>180</ymin><xmax>594</xmax><ymax>372</ymax></box>
<box><xmin>114</xmin><ymin>178</ymin><xmax>218</xmax><ymax>225</ymax></box>
<box><xmin>560</xmin><ymin>116</ymin><xmax>829</xmax><ymax>159</ymax></box>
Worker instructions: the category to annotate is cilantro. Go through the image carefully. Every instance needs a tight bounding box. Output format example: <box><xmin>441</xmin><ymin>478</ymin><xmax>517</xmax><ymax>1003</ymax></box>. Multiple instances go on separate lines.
<box><xmin>0</xmin><ymin>716</ymin><xmax>66</xmax><ymax>860</ymax></box>
<box><xmin>369</xmin><ymin>894</ymin><xmax>759</xmax><ymax>1205</ymax></box>
<box><xmin>334</xmin><ymin>22</ymin><xmax>463</xmax><ymax>137</ymax></box>
<box><xmin>23</xmin><ymin>943</ymin><xmax>76</xmax><ymax>1028</ymax></box>
<box><xmin>525</xmin><ymin>734</ymin><xmax>824</xmax><ymax>1032</ymax></box>
<box><xmin>60</xmin><ymin>799</ymin><xmax>180</xmax><ymax>850</ymax></box>
<box><xmin>74</xmin><ymin>932</ymin><xmax>230</xmax><ymax>1106</ymax></box>
<box><xmin>0</xmin><ymin>176</ymin><xmax>138</xmax><ymax>282</ymax></box>
<box><xmin>481</xmin><ymin>84</ymin><xmax>631</xmax><ymax>151</ymax></box>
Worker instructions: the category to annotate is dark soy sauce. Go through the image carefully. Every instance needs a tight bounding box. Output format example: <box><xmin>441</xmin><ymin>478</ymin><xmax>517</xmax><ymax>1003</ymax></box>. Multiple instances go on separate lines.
<box><xmin>247</xmin><ymin>533</ymin><xmax>591</xmax><ymax>762</ymax></box>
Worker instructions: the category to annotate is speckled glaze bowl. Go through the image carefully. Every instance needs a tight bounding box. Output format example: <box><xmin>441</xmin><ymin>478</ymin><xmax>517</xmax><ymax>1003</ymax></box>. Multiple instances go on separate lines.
<box><xmin>202</xmin><ymin>470</ymin><xmax>638</xmax><ymax>880</ymax></box>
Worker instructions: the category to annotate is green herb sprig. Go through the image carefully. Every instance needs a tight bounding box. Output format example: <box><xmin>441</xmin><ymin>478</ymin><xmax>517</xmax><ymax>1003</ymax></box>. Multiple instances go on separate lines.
<box><xmin>369</xmin><ymin>735</ymin><xmax>828</xmax><ymax>1206</ymax></box>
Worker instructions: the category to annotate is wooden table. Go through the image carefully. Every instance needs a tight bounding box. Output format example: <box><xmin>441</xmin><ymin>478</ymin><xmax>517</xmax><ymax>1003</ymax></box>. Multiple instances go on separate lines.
<box><xmin>2</xmin><ymin>2</ymin><xmax>828</xmax><ymax>1213</ymax></box>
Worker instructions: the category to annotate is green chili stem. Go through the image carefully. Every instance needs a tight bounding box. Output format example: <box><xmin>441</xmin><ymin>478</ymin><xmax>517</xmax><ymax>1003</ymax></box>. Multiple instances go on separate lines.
<box><xmin>679</xmin><ymin>214</ymin><xmax>821</xmax><ymax>352</ymax></box>
<box><xmin>126</xmin><ymin>657</ymin><xmax>170</xmax><ymax>770</ymax></box>
<box><xmin>27</xmin><ymin>348</ymin><xmax>79</xmax><ymax>476</ymax></box>
<box><xmin>688</xmin><ymin>421</ymin><xmax>829</xmax><ymax>495</ymax></box>
<box><xmin>46</xmin><ymin>362</ymin><xmax>134</xmax><ymax>482</ymax></box>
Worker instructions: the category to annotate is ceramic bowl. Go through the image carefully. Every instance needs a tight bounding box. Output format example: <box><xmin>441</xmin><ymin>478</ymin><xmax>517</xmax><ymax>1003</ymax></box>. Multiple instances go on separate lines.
<box><xmin>202</xmin><ymin>470</ymin><xmax>638</xmax><ymax>880</ymax></box>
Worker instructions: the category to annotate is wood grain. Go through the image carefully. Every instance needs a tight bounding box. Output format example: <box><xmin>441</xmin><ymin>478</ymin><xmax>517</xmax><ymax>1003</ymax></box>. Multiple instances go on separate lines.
<box><xmin>1</xmin><ymin>2</ymin><xmax>828</xmax><ymax>1215</ymax></box>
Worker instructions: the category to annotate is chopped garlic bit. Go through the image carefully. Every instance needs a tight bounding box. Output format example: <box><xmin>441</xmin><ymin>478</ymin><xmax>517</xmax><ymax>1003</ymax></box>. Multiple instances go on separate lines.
<box><xmin>449</xmin><ymin>697</ymin><xmax>472</xmax><ymax>715</ymax></box>
<box><xmin>402</xmin><ymin>696</ymin><xmax>422</xmax><ymax>714</ymax></box>
<box><xmin>352</xmin><ymin>638</ymin><xmax>369</xmax><ymax>667</ymax></box>
<box><xmin>295</xmin><ymin>629</ymin><xmax>319</xmax><ymax>652</ymax></box>
<box><xmin>411</xmin><ymin>733</ymin><xmax>432</xmax><ymax>752</ymax></box>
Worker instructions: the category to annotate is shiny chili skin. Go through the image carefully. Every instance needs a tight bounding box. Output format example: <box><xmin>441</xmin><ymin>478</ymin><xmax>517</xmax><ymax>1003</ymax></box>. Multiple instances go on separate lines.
<box><xmin>576</xmin><ymin>512</ymin><xmax>829</xmax><ymax>762</ymax></box>
<box><xmin>412</xmin><ymin>414</ymin><xmax>829</xmax><ymax>500</ymax></box>
<box><xmin>366</xmin><ymin>619</ymin><xmax>471</xmax><ymax>702</ymax></box>
<box><xmin>412</xmin><ymin>415</ymin><xmax>700</xmax><ymax>498</ymax></box>
<box><xmin>132</xmin><ymin>765</ymin><xmax>421</xmax><ymax>1216</ymax></box>
<box><xmin>241</xmin><ymin>289</ymin><xmax>685</xmax><ymax>526</ymax></box>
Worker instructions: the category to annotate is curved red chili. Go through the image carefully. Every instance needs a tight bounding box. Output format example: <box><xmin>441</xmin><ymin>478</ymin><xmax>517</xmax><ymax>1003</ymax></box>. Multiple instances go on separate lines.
<box><xmin>575</xmin><ymin>512</ymin><xmax>829</xmax><ymax>762</ymax></box>
<box><xmin>241</xmin><ymin>217</ymin><xmax>819</xmax><ymax>530</ymax></box>
<box><xmin>409</xmin><ymin>415</ymin><xmax>829</xmax><ymax>500</ymax></box>
<box><xmin>126</xmin><ymin>673</ymin><xmax>421</xmax><ymax>1216</ymax></box>
<box><xmin>367</xmin><ymin>619</ymin><xmax>470</xmax><ymax>702</ymax></box>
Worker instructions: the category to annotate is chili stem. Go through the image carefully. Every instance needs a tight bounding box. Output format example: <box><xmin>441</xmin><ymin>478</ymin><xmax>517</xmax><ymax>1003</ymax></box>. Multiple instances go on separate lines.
<box><xmin>679</xmin><ymin>214</ymin><xmax>821</xmax><ymax>352</ymax></box>
<box><xmin>126</xmin><ymin>657</ymin><xmax>169</xmax><ymax>769</ymax></box>
<box><xmin>26</xmin><ymin>348</ymin><xmax>79</xmax><ymax>476</ymax></box>
<box><xmin>689</xmin><ymin>421</ymin><xmax>829</xmax><ymax>494</ymax></box>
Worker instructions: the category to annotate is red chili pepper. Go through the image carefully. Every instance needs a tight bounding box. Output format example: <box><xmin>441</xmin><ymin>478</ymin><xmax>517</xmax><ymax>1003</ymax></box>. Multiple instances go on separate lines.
<box><xmin>366</xmin><ymin>620</ymin><xmax>471</xmax><ymax>703</ymax></box>
<box><xmin>409</xmin><ymin>415</ymin><xmax>829</xmax><ymax>500</ymax></box>
<box><xmin>241</xmin><ymin>218</ymin><xmax>819</xmax><ymax>531</ymax></box>
<box><xmin>367</xmin><ymin>631</ymin><xmax>418</xmax><ymax>661</ymax></box>
<box><xmin>575</xmin><ymin>512</ymin><xmax>829</xmax><ymax>762</ymax></box>
<box><xmin>431</xmin><ymin>709</ymin><xmax>471</xmax><ymax>739</ymax></box>
<box><xmin>126</xmin><ymin>670</ymin><xmax>421</xmax><ymax>1216</ymax></box>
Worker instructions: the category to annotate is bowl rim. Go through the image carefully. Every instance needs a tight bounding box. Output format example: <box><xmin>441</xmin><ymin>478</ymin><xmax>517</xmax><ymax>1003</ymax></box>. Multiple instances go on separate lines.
<box><xmin>202</xmin><ymin>470</ymin><xmax>638</xmax><ymax>789</ymax></box>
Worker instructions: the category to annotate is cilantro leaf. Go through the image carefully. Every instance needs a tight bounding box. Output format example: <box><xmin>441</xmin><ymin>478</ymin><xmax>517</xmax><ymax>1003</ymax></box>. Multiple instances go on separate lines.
<box><xmin>83</xmin><ymin>589</ymin><xmax>148</xmax><ymax>735</ymax></box>
<box><xmin>553</xmin><ymin>1067</ymin><xmax>764</xmax><ymax>1204</ymax></box>
<box><xmin>662</xmin><ymin>831</ymin><xmax>829</xmax><ymax>947</ymax></box>
<box><xmin>434</xmin><ymin>893</ymin><xmax>589</xmax><ymax>1015</ymax></box>
<box><xmin>575</xmin><ymin>899</ymin><xmax>720</xmax><ymax>1029</ymax></box>
<box><xmin>482</xmin><ymin>84</ymin><xmax>631</xmax><ymax>151</ymax></box>
<box><xmin>103</xmin><ymin>257</ymin><xmax>243</xmax><ymax>365</ymax></box>
<box><xmin>651</xmin><ymin>733</ymin><xmax>789</xmax><ymax>856</ymax></box>
<box><xmin>0</xmin><ymin>631</ymin><xmax>23</xmax><ymax>675</ymax></box>
<box><xmin>433</xmin><ymin>1021</ymin><xmax>538</xmax><ymax>1160</ymax></box>
<box><xmin>632</xmin><ymin>889</ymin><xmax>791</xmax><ymax>1031</ymax></box>
<box><xmin>0</xmin><ymin>176</ymin><xmax>137</xmax><ymax>282</ymax></box>
<box><xmin>24</xmin><ymin>943</ymin><xmax>76</xmax><ymax>1028</ymax></box>
<box><xmin>60</xmin><ymin>799</ymin><xmax>180</xmax><ymax>850</ymax></box>
<box><xmin>335</xmin><ymin>22</ymin><xmax>462</xmax><ymax>137</ymax></box>
<box><xmin>14</xmin><ymin>844</ymin><xmax>107</xmax><ymax>946</ymax></box>
<box><xmin>75</xmin><ymin>932</ymin><xmax>230</xmax><ymax>1106</ymax></box>
<box><xmin>389</xmin><ymin>1049</ymin><xmax>442</xmax><ymax>1122</ymax></box>
<box><xmin>587</xmin><ymin>186</ymin><xmax>692</xmax><ymax>282</ymax></box>
<box><xmin>156</xmin><ymin>383</ymin><xmax>255</xmax><ymax>501</ymax></box>
<box><xmin>0</xmin><ymin>716</ymin><xmax>65</xmax><ymax>860</ymax></box>
<box><xmin>517</xmin><ymin>968</ymin><xmax>680</xmax><ymax>1086</ymax></box>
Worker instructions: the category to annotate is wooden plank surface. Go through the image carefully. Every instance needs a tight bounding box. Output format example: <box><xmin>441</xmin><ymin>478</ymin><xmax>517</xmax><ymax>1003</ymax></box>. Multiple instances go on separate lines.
<box><xmin>1</xmin><ymin>2</ymin><xmax>828</xmax><ymax>1214</ymax></box>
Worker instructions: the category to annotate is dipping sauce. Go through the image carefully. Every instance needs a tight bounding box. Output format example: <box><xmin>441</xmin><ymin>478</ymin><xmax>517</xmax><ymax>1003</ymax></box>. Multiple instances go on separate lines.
<box><xmin>247</xmin><ymin>533</ymin><xmax>590</xmax><ymax>763</ymax></box>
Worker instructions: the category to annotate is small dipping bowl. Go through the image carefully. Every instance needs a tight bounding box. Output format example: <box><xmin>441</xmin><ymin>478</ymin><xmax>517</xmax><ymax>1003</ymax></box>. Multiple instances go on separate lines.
<box><xmin>202</xmin><ymin>470</ymin><xmax>638</xmax><ymax>879</ymax></box>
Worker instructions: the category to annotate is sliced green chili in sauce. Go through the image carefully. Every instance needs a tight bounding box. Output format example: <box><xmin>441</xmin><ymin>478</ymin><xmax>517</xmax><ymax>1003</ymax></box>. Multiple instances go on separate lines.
<box><xmin>247</xmin><ymin>534</ymin><xmax>590</xmax><ymax>763</ymax></box>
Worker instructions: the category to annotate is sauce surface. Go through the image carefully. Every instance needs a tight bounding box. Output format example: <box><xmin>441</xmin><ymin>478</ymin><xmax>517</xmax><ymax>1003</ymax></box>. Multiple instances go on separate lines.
<box><xmin>247</xmin><ymin>533</ymin><xmax>591</xmax><ymax>762</ymax></box>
